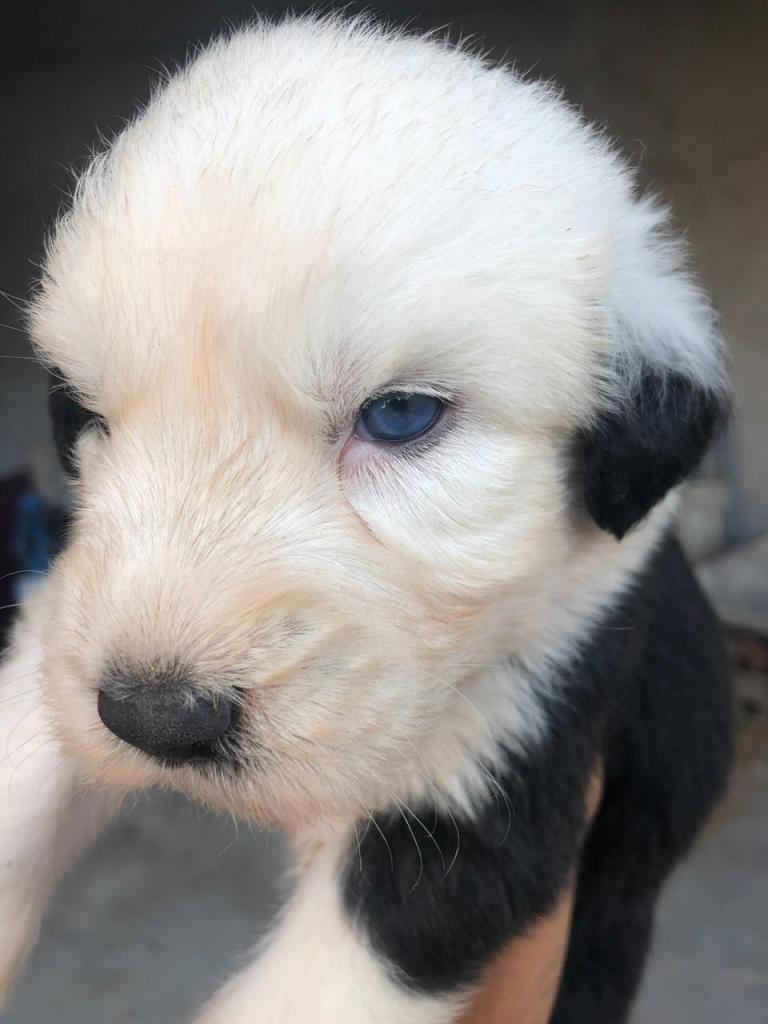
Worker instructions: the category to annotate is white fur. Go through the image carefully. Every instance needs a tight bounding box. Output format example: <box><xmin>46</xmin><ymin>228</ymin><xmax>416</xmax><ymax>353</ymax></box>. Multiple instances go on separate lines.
<box><xmin>1</xmin><ymin>14</ymin><xmax>727</xmax><ymax>1019</ymax></box>
<box><xmin>194</xmin><ymin>832</ymin><xmax>467</xmax><ymax>1024</ymax></box>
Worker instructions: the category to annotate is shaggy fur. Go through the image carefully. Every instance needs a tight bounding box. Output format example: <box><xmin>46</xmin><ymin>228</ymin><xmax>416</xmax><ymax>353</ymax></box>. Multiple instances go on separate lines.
<box><xmin>1</xmin><ymin>16</ymin><xmax>730</xmax><ymax>1022</ymax></box>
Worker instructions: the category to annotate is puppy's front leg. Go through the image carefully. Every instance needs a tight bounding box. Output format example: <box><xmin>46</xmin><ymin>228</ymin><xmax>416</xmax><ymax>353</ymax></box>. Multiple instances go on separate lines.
<box><xmin>194</xmin><ymin>831</ymin><xmax>469</xmax><ymax>1024</ymax></box>
<box><xmin>0</xmin><ymin>598</ymin><xmax>118</xmax><ymax>1006</ymax></box>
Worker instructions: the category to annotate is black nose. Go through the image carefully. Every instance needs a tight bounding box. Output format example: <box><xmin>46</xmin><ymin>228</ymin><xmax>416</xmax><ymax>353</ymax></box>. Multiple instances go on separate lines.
<box><xmin>97</xmin><ymin>675</ymin><xmax>237</xmax><ymax>762</ymax></box>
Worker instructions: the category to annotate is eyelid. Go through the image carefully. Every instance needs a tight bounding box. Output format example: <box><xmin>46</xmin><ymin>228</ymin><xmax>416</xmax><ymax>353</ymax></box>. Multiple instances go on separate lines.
<box><xmin>86</xmin><ymin>415</ymin><xmax>110</xmax><ymax>436</ymax></box>
<box><xmin>361</xmin><ymin>382</ymin><xmax>456</xmax><ymax>408</ymax></box>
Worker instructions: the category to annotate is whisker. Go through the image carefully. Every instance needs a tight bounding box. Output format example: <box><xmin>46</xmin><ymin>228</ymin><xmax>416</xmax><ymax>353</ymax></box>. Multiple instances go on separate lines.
<box><xmin>4</xmin><ymin>732</ymin><xmax>53</xmax><ymax>794</ymax></box>
<box><xmin>3</xmin><ymin>702</ymin><xmax>44</xmax><ymax>762</ymax></box>
<box><xmin>6</xmin><ymin>736</ymin><xmax>55</xmax><ymax>793</ymax></box>
<box><xmin>393</xmin><ymin>797</ymin><xmax>424</xmax><ymax>892</ymax></box>
<box><xmin>0</xmin><ymin>569</ymin><xmax>48</xmax><ymax>585</ymax></box>
<box><xmin>217</xmin><ymin>812</ymin><xmax>241</xmax><ymax>857</ymax></box>
<box><xmin>366</xmin><ymin>812</ymin><xmax>395</xmax><ymax>873</ymax></box>
<box><xmin>352</xmin><ymin>819</ymin><xmax>364</xmax><ymax>874</ymax></box>
<box><xmin>475</xmin><ymin>761</ymin><xmax>514</xmax><ymax>846</ymax></box>
<box><xmin>0</xmin><ymin>668</ymin><xmax>40</xmax><ymax>692</ymax></box>
<box><xmin>122</xmin><ymin>792</ymin><xmax>143</xmax><ymax>819</ymax></box>
<box><xmin>401</xmin><ymin>746</ymin><xmax>463</xmax><ymax>881</ymax></box>
<box><xmin>0</xmin><ymin>688</ymin><xmax>40</xmax><ymax>708</ymax></box>
<box><xmin>399</xmin><ymin>797</ymin><xmax>445</xmax><ymax>875</ymax></box>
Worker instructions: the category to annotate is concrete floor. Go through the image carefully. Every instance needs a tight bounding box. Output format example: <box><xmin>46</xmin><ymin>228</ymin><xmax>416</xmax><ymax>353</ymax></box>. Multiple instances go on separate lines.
<box><xmin>3</xmin><ymin>800</ymin><xmax>287</xmax><ymax>1024</ymax></box>
<box><xmin>3</xmin><ymin>703</ymin><xmax>766</xmax><ymax>1024</ymax></box>
<box><xmin>632</xmin><ymin>716</ymin><xmax>768</xmax><ymax>1024</ymax></box>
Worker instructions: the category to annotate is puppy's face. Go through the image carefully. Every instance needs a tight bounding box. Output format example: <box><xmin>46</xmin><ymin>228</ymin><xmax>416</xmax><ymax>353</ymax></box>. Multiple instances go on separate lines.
<box><xmin>28</xmin><ymin>22</ymin><xmax>724</xmax><ymax>828</ymax></box>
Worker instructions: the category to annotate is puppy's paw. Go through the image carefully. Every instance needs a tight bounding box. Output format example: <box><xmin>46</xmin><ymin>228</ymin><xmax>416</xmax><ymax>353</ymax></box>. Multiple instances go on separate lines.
<box><xmin>0</xmin><ymin>597</ymin><xmax>118</xmax><ymax>1006</ymax></box>
<box><xmin>0</xmin><ymin>705</ymin><xmax>70</xmax><ymax>1006</ymax></box>
<box><xmin>0</xmin><ymin>611</ymin><xmax>51</xmax><ymax>1004</ymax></box>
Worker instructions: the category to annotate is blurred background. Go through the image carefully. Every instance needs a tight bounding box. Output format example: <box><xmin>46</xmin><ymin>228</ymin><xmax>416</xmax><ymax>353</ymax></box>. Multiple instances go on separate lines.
<box><xmin>0</xmin><ymin>1</ymin><xmax>766</xmax><ymax>1021</ymax></box>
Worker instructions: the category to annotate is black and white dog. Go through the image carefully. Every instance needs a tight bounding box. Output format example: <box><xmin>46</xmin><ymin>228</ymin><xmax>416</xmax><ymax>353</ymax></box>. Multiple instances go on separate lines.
<box><xmin>0</xmin><ymin>17</ymin><xmax>732</xmax><ymax>1023</ymax></box>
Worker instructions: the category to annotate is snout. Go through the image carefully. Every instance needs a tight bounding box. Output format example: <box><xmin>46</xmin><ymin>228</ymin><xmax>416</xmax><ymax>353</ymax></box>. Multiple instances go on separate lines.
<box><xmin>97</xmin><ymin>668</ymin><xmax>239</xmax><ymax>763</ymax></box>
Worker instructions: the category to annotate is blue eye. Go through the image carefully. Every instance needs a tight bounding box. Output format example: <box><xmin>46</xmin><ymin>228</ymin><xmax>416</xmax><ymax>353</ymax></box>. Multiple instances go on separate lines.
<box><xmin>356</xmin><ymin>392</ymin><xmax>444</xmax><ymax>442</ymax></box>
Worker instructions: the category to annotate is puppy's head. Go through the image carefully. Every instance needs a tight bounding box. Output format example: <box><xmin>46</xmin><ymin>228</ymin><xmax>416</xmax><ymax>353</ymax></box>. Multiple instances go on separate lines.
<box><xmin>29</xmin><ymin>18</ymin><xmax>727</xmax><ymax>827</ymax></box>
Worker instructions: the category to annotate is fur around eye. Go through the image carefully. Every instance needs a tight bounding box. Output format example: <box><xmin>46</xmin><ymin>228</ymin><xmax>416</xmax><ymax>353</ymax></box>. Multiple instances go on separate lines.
<box><xmin>49</xmin><ymin>377</ymin><xmax>108</xmax><ymax>476</ymax></box>
<box><xmin>355</xmin><ymin>393</ymin><xmax>444</xmax><ymax>443</ymax></box>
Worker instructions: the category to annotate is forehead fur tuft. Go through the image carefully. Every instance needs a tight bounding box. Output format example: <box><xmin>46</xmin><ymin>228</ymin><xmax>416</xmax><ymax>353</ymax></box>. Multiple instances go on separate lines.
<box><xmin>28</xmin><ymin>14</ymin><xmax>726</xmax><ymax>419</ymax></box>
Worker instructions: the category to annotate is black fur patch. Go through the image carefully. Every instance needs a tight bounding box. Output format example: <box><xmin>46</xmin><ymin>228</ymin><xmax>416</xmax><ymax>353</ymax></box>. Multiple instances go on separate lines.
<box><xmin>344</xmin><ymin>676</ymin><xmax>603</xmax><ymax>994</ymax></box>
<box><xmin>581</xmin><ymin>369</ymin><xmax>726</xmax><ymax>539</ymax></box>
<box><xmin>343</xmin><ymin>537</ymin><xmax>732</xmax><ymax>1021</ymax></box>
<box><xmin>49</xmin><ymin>373</ymin><xmax>106</xmax><ymax>476</ymax></box>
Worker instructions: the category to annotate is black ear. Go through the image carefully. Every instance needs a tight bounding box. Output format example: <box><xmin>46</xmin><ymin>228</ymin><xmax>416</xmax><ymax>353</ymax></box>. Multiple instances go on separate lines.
<box><xmin>49</xmin><ymin>373</ymin><xmax>106</xmax><ymax>476</ymax></box>
<box><xmin>580</xmin><ymin>368</ymin><xmax>727</xmax><ymax>540</ymax></box>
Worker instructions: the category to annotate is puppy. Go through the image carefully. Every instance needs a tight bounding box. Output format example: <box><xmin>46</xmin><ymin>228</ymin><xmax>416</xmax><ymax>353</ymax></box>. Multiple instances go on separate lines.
<box><xmin>0</xmin><ymin>16</ymin><xmax>732</xmax><ymax>1023</ymax></box>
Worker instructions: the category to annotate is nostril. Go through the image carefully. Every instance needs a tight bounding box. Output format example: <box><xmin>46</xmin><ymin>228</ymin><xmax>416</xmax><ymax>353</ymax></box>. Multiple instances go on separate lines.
<box><xmin>97</xmin><ymin>681</ymin><xmax>238</xmax><ymax>762</ymax></box>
